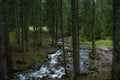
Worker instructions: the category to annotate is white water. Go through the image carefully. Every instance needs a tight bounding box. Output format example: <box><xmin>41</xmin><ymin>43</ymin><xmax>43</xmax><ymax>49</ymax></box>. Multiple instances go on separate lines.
<box><xmin>80</xmin><ymin>49</ymin><xmax>90</xmax><ymax>72</ymax></box>
<box><xmin>18</xmin><ymin>49</ymin><xmax>90</xmax><ymax>80</ymax></box>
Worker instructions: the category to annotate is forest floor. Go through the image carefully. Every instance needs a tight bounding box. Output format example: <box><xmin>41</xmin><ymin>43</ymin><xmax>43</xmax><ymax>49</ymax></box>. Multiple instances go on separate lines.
<box><xmin>11</xmin><ymin>32</ymin><xmax>58</xmax><ymax>72</ymax></box>
<box><xmin>11</xmin><ymin>32</ymin><xmax>112</xmax><ymax>80</ymax></box>
<box><xmin>80</xmin><ymin>46</ymin><xmax>112</xmax><ymax>80</ymax></box>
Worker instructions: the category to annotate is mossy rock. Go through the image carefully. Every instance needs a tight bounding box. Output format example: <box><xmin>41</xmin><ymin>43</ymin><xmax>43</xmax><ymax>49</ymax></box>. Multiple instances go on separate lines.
<box><xmin>90</xmin><ymin>52</ymin><xmax>100</xmax><ymax>60</ymax></box>
<box><xmin>103</xmin><ymin>74</ymin><xmax>111</xmax><ymax>80</ymax></box>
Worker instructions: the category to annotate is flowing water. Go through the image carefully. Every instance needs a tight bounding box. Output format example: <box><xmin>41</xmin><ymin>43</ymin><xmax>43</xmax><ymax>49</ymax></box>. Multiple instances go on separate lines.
<box><xmin>17</xmin><ymin>49</ymin><xmax>90</xmax><ymax>80</ymax></box>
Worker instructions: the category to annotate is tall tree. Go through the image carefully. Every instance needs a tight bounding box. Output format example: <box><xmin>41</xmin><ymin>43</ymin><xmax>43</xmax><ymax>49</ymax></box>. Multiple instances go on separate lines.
<box><xmin>0</xmin><ymin>0</ymin><xmax>13</xmax><ymax>79</ymax></box>
<box><xmin>91</xmin><ymin>0</ymin><xmax>96</xmax><ymax>56</ymax></box>
<box><xmin>39</xmin><ymin>0</ymin><xmax>42</xmax><ymax>45</ymax></box>
<box><xmin>51</xmin><ymin>0</ymin><xmax>55</xmax><ymax>45</ymax></box>
<box><xmin>2</xmin><ymin>0</ymin><xmax>13</xmax><ymax>79</ymax></box>
<box><xmin>24</xmin><ymin>0</ymin><xmax>29</xmax><ymax>51</ymax></box>
<box><xmin>15</xmin><ymin>0</ymin><xmax>21</xmax><ymax>50</ymax></box>
<box><xmin>71</xmin><ymin>0</ymin><xmax>80</xmax><ymax>79</ymax></box>
<box><xmin>112</xmin><ymin>0</ymin><xmax>120</xmax><ymax>79</ymax></box>
<box><xmin>60</xmin><ymin>0</ymin><xmax>67</xmax><ymax>74</ymax></box>
<box><xmin>21</xmin><ymin>0</ymin><xmax>25</xmax><ymax>62</ymax></box>
<box><xmin>0</xmin><ymin>1</ymin><xmax>9</xmax><ymax>79</ymax></box>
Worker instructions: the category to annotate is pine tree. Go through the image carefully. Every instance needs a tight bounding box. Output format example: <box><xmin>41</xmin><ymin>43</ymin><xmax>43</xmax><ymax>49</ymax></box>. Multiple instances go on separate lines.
<box><xmin>0</xmin><ymin>0</ymin><xmax>13</xmax><ymax>79</ymax></box>
<box><xmin>112</xmin><ymin>0</ymin><xmax>120</xmax><ymax>79</ymax></box>
<box><xmin>71</xmin><ymin>0</ymin><xmax>80</xmax><ymax>79</ymax></box>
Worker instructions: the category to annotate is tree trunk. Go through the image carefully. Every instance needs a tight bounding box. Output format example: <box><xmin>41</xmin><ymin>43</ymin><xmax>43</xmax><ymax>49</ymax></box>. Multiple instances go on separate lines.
<box><xmin>0</xmin><ymin>0</ymin><xmax>13</xmax><ymax>79</ymax></box>
<box><xmin>15</xmin><ymin>0</ymin><xmax>21</xmax><ymax>50</ymax></box>
<box><xmin>21</xmin><ymin>0</ymin><xmax>25</xmax><ymax>63</ymax></box>
<box><xmin>0</xmin><ymin>1</ymin><xmax>9</xmax><ymax>79</ymax></box>
<box><xmin>71</xmin><ymin>0</ymin><xmax>80</xmax><ymax>79</ymax></box>
<box><xmin>0</xmin><ymin>26</ymin><xmax>9</xmax><ymax>80</ymax></box>
<box><xmin>91</xmin><ymin>0</ymin><xmax>96</xmax><ymax>56</ymax></box>
<box><xmin>39</xmin><ymin>0</ymin><xmax>42</xmax><ymax>45</ymax></box>
<box><xmin>24</xmin><ymin>0</ymin><xmax>29</xmax><ymax>51</ymax></box>
<box><xmin>2</xmin><ymin>0</ymin><xmax>13</xmax><ymax>79</ymax></box>
<box><xmin>112</xmin><ymin>0</ymin><xmax>120</xmax><ymax>79</ymax></box>
<box><xmin>60</xmin><ymin>0</ymin><xmax>67</xmax><ymax>75</ymax></box>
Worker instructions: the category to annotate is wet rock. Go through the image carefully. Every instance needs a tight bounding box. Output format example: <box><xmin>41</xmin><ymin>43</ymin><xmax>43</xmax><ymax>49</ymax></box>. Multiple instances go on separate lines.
<box><xmin>88</xmin><ymin>65</ymin><xmax>98</xmax><ymax>72</ymax></box>
<box><xmin>98</xmin><ymin>46</ymin><xmax>112</xmax><ymax>52</ymax></box>
<box><xmin>81</xmin><ymin>70</ymin><xmax>95</xmax><ymax>76</ymax></box>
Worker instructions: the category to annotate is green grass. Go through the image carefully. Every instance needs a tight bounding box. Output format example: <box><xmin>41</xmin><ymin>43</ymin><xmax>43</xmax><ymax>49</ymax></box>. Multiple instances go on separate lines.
<box><xmin>13</xmin><ymin>78</ymin><xmax>20</xmax><ymax>80</ymax></box>
<box><xmin>29</xmin><ymin>26</ymin><xmax>49</xmax><ymax>32</ymax></box>
<box><xmin>42</xmin><ymin>26</ymin><xmax>49</xmax><ymax>31</ymax></box>
<box><xmin>103</xmin><ymin>74</ymin><xmax>111</xmax><ymax>80</ymax></box>
<box><xmin>10</xmin><ymin>31</ymin><xmax>16</xmax><ymax>39</ymax></box>
<box><xmin>34</xmin><ymin>54</ymin><xmax>46</xmax><ymax>62</ymax></box>
<box><xmin>15</xmin><ymin>60</ymin><xmax>33</xmax><ymax>70</ymax></box>
<box><xmin>29</xmin><ymin>26</ymin><xmax>34</xmax><ymax>31</ymax></box>
<box><xmin>81</xmin><ymin>39</ymin><xmax>113</xmax><ymax>47</ymax></box>
<box><xmin>96</xmin><ymin>39</ymin><xmax>113</xmax><ymax>47</ymax></box>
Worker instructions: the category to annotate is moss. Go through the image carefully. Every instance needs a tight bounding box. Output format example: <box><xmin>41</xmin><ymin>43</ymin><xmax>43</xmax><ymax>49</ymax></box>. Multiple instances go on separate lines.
<box><xmin>34</xmin><ymin>54</ymin><xmax>46</xmax><ymax>62</ymax></box>
<box><xmin>81</xmin><ymin>39</ymin><xmax>113</xmax><ymax>48</ymax></box>
<box><xmin>10</xmin><ymin>31</ymin><xmax>16</xmax><ymax>39</ymax></box>
<box><xmin>12</xmin><ymin>78</ymin><xmax>19</xmax><ymax>80</ymax></box>
<box><xmin>103</xmin><ymin>74</ymin><xmax>111</xmax><ymax>80</ymax></box>
<box><xmin>11</xmin><ymin>43</ymin><xmax>19</xmax><ymax>51</ymax></box>
<box><xmin>90</xmin><ymin>52</ymin><xmax>100</xmax><ymax>60</ymax></box>
<box><xmin>14</xmin><ymin>60</ymin><xmax>33</xmax><ymax>70</ymax></box>
<box><xmin>42</xmin><ymin>26</ymin><xmax>49</xmax><ymax>32</ymax></box>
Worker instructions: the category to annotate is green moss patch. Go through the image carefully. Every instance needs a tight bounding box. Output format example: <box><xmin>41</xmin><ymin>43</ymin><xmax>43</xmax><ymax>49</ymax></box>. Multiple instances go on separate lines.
<box><xmin>14</xmin><ymin>60</ymin><xmax>33</xmax><ymax>70</ymax></box>
<box><xmin>103</xmin><ymin>74</ymin><xmax>111</xmax><ymax>80</ymax></box>
<box><xmin>34</xmin><ymin>54</ymin><xmax>46</xmax><ymax>62</ymax></box>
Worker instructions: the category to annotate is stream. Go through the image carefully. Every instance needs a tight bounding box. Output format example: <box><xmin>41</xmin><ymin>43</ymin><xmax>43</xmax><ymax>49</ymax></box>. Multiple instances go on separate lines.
<box><xmin>17</xmin><ymin>49</ymin><xmax>90</xmax><ymax>80</ymax></box>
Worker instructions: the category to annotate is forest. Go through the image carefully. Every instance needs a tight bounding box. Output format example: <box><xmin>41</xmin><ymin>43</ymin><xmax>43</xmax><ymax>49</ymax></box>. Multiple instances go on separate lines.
<box><xmin>0</xmin><ymin>0</ymin><xmax>120</xmax><ymax>80</ymax></box>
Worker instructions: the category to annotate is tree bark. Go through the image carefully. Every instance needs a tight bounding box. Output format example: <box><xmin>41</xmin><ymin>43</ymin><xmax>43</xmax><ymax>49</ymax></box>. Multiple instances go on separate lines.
<box><xmin>15</xmin><ymin>0</ymin><xmax>21</xmax><ymax>50</ymax></box>
<box><xmin>0</xmin><ymin>0</ymin><xmax>13</xmax><ymax>79</ymax></box>
<box><xmin>91</xmin><ymin>0</ymin><xmax>96</xmax><ymax>56</ymax></box>
<box><xmin>112</xmin><ymin>0</ymin><xmax>120</xmax><ymax>79</ymax></box>
<box><xmin>60</xmin><ymin>0</ymin><xmax>67</xmax><ymax>75</ymax></box>
<box><xmin>71</xmin><ymin>0</ymin><xmax>80</xmax><ymax>79</ymax></box>
<box><xmin>21</xmin><ymin>0</ymin><xmax>25</xmax><ymax>62</ymax></box>
<box><xmin>0</xmin><ymin>1</ymin><xmax>9</xmax><ymax>79</ymax></box>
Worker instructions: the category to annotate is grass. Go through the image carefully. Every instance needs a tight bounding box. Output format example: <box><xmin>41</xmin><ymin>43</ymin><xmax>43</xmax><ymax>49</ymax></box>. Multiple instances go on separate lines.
<box><xmin>29</xmin><ymin>26</ymin><xmax>49</xmax><ymax>32</ymax></box>
<box><xmin>29</xmin><ymin>26</ymin><xmax>34</xmax><ymax>31</ymax></box>
<box><xmin>34</xmin><ymin>54</ymin><xmax>46</xmax><ymax>62</ymax></box>
<box><xmin>42</xmin><ymin>26</ymin><xmax>49</xmax><ymax>31</ymax></box>
<box><xmin>103</xmin><ymin>74</ymin><xmax>111</xmax><ymax>80</ymax></box>
<box><xmin>12</xmin><ymin>78</ymin><xmax>19</xmax><ymax>80</ymax></box>
<box><xmin>96</xmin><ymin>39</ymin><xmax>113</xmax><ymax>47</ymax></box>
<box><xmin>10</xmin><ymin>31</ymin><xmax>16</xmax><ymax>39</ymax></box>
<box><xmin>81</xmin><ymin>39</ymin><xmax>113</xmax><ymax>48</ymax></box>
<box><xmin>14</xmin><ymin>60</ymin><xmax>33</xmax><ymax>70</ymax></box>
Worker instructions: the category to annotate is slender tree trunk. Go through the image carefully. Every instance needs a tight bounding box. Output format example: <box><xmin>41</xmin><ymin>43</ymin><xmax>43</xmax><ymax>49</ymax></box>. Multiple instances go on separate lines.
<box><xmin>0</xmin><ymin>0</ymin><xmax>13</xmax><ymax>79</ymax></box>
<box><xmin>2</xmin><ymin>0</ymin><xmax>13</xmax><ymax>79</ymax></box>
<box><xmin>91</xmin><ymin>0</ymin><xmax>96</xmax><ymax>56</ymax></box>
<box><xmin>0</xmin><ymin>27</ymin><xmax>9</xmax><ymax>80</ymax></box>
<box><xmin>52</xmin><ymin>15</ymin><xmax>55</xmax><ymax>45</ymax></box>
<box><xmin>51</xmin><ymin>0</ymin><xmax>56</xmax><ymax>45</ymax></box>
<box><xmin>60</xmin><ymin>0</ymin><xmax>67</xmax><ymax>75</ymax></box>
<box><xmin>15</xmin><ymin>0</ymin><xmax>21</xmax><ymax>50</ymax></box>
<box><xmin>71</xmin><ymin>0</ymin><xmax>80</xmax><ymax>79</ymax></box>
<box><xmin>21</xmin><ymin>0</ymin><xmax>25</xmax><ymax>63</ymax></box>
<box><xmin>55</xmin><ymin>15</ymin><xmax>58</xmax><ymax>45</ymax></box>
<box><xmin>39</xmin><ymin>0</ymin><xmax>42</xmax><ymax>45</ymax></box>
<box><xmin>0</xmin><ymin>1</ymin><xmax>9</xmax><ymax>79</ymax></box>
<box><xmin>55</xmin><ymin>0</ymin><xmax>58</xmax><ymax>45</ymax></box>
<box><xmin>112</xmin><ymin>0</ymin><xmax>120</xmax><ymax>79</ymax></box>
<box><xmin>24</xmin><ymin>0</ymin><xmax>29</xmax><ymax>51</ymax></box>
